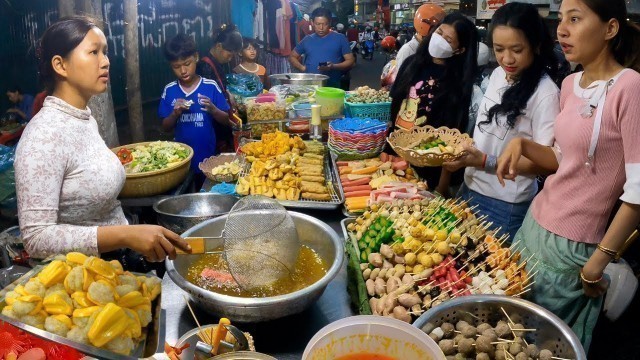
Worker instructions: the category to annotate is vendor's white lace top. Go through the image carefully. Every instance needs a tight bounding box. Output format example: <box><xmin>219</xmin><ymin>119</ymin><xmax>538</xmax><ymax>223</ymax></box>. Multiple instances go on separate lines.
<box><xmin>15</xmin><ymin>96</ymin><xmax>127</xmax><ymax>258</ymax></box>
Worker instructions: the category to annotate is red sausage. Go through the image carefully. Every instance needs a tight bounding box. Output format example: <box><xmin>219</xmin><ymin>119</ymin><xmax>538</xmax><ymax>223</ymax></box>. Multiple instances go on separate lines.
<box><xmin>341</xmin><ymin>178</ymin><xmax>371</xmax><ymax>187</ymax></box>
<box><xmin>337</xmin><ymin>161</ymin><xmax>351</xmax><ymax>166</ymax></box>
<box><xmin>392</xmin><ymin>160</ymin><xmax>408</xmax><ymax>171</ymax></box>
<box><xmin>343</xmin><ymin>184</ymin><xmax>372</xmax><ymax>193</ymax></box>
<box><xmin>344</xmin><ymin>190</ymin><xmax>372</xmax><ymax>198</ymax></box>
<box><xmin>380</xmin><ymin>153</ymin><xmax>388</xmax><ymax>162</ymax></box>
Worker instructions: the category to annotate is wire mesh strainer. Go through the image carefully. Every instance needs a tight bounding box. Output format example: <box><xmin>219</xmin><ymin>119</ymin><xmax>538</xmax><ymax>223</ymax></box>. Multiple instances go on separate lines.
<box><xmin>191</xmin><ymin>196</ymin><xmax>301</xmax><ymax>291</ymax></box>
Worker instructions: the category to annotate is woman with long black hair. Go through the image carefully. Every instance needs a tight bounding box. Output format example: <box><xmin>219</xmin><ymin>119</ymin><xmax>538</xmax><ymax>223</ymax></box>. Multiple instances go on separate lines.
<box><xmin>390</xmin><ymin>12</ymin><xmax>478</xmax><ymax>195</ymax></box>
<box><xmin>443</xmin><ymin>2</ymin><xmax>561</xmax><ymax>240</ymax></box>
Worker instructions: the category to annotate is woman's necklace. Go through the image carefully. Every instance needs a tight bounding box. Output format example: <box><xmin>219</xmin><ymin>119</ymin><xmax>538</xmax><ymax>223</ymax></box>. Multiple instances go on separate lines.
<box><xmin>239</xmin><ymin>63</ymin><xmax>259</xmax><ymax>73</ymax></box>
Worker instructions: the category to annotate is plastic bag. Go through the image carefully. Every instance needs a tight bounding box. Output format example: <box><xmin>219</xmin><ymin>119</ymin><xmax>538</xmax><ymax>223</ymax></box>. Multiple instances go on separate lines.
<box><xmin>226</xmin><ymin>73</ymin><xmax>263</xmax><ymax>97</ymax></box>
<box><xmin>0</xmin><ymin>266</ymin><xmax>31</xmax><ymax>288</ymax></box>
<box><xmin>0</xmin><ymin>145</ymin><xmax>16</xmax><ymax>203</ymax></box>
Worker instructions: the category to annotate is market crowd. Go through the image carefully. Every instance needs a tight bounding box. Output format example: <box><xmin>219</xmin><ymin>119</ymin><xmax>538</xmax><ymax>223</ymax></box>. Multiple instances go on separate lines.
<box><xmin>6</xmin><ymin>0</ymin><xmax>640</xmax><ymax>353</ymax></box>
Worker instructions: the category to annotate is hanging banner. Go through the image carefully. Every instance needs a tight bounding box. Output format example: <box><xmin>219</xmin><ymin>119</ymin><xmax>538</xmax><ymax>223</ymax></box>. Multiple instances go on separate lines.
<box><xmin>477</xmin><ymin>0</ymin><xmax>507</xmax><ymax>19</ymax></box>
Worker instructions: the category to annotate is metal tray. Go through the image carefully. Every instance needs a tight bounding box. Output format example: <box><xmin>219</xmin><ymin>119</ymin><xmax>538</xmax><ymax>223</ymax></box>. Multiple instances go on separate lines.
<box><xmin>0</xmin><ymin>265</ymin><xmax>165</xmax><ymax>360</ymax></box>
<box><xmin>236</xmin><ymin>141</ymin><xmax>344</xmax><ymax>210</ymax></box>
<box><xmin>331</xmin><ymin>154</ymin><xmax>431</xmax><ymax>218</ymax></box>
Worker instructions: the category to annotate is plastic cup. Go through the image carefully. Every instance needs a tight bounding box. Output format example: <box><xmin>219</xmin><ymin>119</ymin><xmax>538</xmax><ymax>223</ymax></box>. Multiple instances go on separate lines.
<box><xmin>302</xmin><ymin>315</ymin><xmax>445</xmax><ymax>360</ymax></box>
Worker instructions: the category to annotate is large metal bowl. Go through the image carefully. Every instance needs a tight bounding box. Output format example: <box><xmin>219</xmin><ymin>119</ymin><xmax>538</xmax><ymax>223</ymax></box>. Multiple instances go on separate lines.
<box><xmin>413</xmin><ymin>295</ymin><xmax>587</xmax><ymax>360</ymax></box>
<box><xmin>165</xmin><ymin>211</ymin><xmax>344</xmax><ymax>322</ymax></box>
<box><xmin>153</xmin><ymin>193</ymin><xmax>238</xmax><ymax>234</ymax></box>
<box><xmin>269</xmin><ymin>73</ymin><xmax>329</xmax><ymax>86</ymax></box>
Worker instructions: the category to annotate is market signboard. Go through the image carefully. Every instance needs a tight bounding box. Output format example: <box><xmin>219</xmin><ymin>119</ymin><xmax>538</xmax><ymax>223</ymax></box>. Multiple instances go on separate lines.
<box><xmin>476</xmin><ymin>0</ymin><xmax>506</xmax><ymax>19</ymax></box>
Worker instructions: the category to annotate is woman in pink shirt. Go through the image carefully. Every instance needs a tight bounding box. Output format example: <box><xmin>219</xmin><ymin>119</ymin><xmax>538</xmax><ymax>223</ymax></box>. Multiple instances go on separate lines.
<box><xmin>496</xmin><ymin>0</ymin><xmax>640</xmax><ymax>349</ymax></box>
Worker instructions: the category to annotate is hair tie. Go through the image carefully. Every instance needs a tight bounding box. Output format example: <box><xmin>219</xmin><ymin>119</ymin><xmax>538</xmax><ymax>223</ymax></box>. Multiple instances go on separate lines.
<box><xmin>221</xmin><ymin>23</ymin><xmax>227</xmax><ymax>30</ymax></box>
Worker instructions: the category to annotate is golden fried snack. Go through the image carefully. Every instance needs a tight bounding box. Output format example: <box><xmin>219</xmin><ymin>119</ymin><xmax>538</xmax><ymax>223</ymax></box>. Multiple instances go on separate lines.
<box><xmin>298</xmin><ymin>157</ymin><xmax>323</xmax><ymax>166</ymax></box>
<box><xmin>300</xmin><ymin>175</ymin><xmax>325</xmax><ymax>183</ymax></box>
<box><xmin>302</xmin><ymin>192</ymin><xmax>332</xmax><ymax>201</ymax></box>
<box><xmin>301</xmin><ymin>181</ymin><xmax>328</xmax><ymax>194</ymax></box>
<box><xmin>286</xmin><ymin>188</ymin><xmax>301</xmax><ymax>200</ymax></box>
<box><xmin>296</xmin><ymin>166</ymin><xmax>323</xmax><ymax>175</ymax></box>
<box><xmin>303</xmin><ymin>153</ymin><xmax>324</xmax><ymax>160</ymax></box>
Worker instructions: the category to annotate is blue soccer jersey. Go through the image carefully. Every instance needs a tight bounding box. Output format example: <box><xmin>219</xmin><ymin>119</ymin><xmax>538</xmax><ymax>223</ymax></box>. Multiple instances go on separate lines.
<box><xmin>158</xmin><ymin>77</ymin><xmax>230</xmax><ymax>170</ymax></box>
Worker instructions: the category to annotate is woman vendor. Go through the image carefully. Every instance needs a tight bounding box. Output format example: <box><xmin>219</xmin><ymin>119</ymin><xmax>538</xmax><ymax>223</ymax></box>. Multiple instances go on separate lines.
<box><xmin>14</xmin><ymin>17</ymin><xmax>191</xmax><ymax>261</ymax></box>
<box><xmin>496</xmin><ymin>0</ymin><xmax>640</xmax><ymax>349</ymax></box>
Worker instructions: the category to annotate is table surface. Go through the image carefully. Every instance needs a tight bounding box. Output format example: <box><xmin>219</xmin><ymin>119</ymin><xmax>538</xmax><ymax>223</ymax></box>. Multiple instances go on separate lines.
<box><xmin>161</xmin><ymin>208</ymin><xmax>354</xmax><ymax>359</ymax></box>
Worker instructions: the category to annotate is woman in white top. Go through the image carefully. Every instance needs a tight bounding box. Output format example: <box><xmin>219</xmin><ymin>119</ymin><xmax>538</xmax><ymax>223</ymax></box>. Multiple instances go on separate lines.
<box><xmin>443</xmin><ymin>2</ymin><xmax>560</xmax><ymax>241</ymax></box>
<box><xmin>15</xmin><ymin>16</ymin><xmax>191</xmax><ymax>261</ymax></box>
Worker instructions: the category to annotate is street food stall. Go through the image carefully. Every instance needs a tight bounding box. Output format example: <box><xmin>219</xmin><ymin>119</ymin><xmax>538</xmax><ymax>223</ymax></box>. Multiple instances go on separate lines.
<box><xmin>0</xmin><ymin>80</ymin><xmax>589</xmax><ymax>360</ymax></box>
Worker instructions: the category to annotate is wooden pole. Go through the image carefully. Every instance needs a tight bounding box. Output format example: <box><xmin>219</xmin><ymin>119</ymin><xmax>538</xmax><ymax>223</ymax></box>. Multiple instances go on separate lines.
<box><xmin>123</xmin><ymin>0</ymin><xmax>145</xmax><ymax>142</ymax></box>
<box><xmin>82</xmin><ymin>0</ymin><xmax>121</xmax><ymax>147</ymax></box>
<box><xmin>58</xmin><ymin>0</ymin><xmax>75</xmax><ymax>17</ymax></box>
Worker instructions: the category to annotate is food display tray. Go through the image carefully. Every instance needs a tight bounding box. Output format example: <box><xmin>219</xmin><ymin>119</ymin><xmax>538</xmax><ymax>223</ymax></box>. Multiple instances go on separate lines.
<box><xmin>236</xmin><ymin>141</ymin><xmax>344</xmax><ymax>210</ymax></box>
<box><xmin>331</xmin><ymin>154</ymin><xmax>430</xmax><ymax>218</ymax></box>
<box><xmin>0</xmin><ymin>266</ymin><xmax>165</xmax><ymax>360</ymax></box>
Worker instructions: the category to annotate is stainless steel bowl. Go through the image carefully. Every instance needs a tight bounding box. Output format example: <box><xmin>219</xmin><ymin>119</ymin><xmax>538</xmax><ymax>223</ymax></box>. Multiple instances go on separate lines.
<box><xmin>413</xmin><ymin>295</ymin><xmax>587</xmax><ymax>360</ymax></box>
<box><xmin>153</xmin><ymin>193</ymin><xmax>238</xmax><ymax>234</ymax></box>
<box><xmin>165</xmin><ymin>211</ymin><xmax>344</xmax><ymax>322</ymax></box>
<box><xmin>269</xmin><ymin>73</ymin><xmax>329</xmax><ymax>86</ymax></box>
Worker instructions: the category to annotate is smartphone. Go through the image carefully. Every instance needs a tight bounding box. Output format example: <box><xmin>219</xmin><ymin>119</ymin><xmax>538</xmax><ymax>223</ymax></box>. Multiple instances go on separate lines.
<box><xmin>319</xmin><ymin>61</ymin><xmax>329</xmax><ymax>67</ymax></box>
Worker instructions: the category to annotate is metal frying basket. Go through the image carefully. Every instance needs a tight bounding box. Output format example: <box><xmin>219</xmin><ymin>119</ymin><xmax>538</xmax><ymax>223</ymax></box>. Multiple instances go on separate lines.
<box><xmin>412</xmin><ymin>295</ymin><xmax>587</xmax><ymax>360</ymax></box>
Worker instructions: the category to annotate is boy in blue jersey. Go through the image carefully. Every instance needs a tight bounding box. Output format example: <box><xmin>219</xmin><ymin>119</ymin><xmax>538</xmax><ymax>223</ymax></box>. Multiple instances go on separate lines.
<box><xmin>159</xmin><ymin>34</ymin><xmax>232</xmax><ymax>182</ymax></box>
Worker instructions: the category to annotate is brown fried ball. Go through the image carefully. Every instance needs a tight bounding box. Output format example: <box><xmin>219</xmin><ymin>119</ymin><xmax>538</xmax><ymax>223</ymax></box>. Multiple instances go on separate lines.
<box><xmin>482</xmin><ymin>329</ymin><xmax>498</xmax><ymax>342</ymax></box>
<box><xmin>475</xmin><ymin>335</ymin><xmax>494</xmax><ymax>354</ymax></box>
<box><xmin>456</xmin><ymin>320</ymin><xmax>471</xmax><ymax>331</ymax></box>
<box><xmin>495</xmin><ymin>322</ymin><xmax>511</xmax><ymax>338</ymax></box>
<box><xmin>525</xmin><ymin>344</ymin><xmax>540</xmax><ymax>358</ymax></box>
<box><xmin>442</xmin><ymin>322</ymin><xmax>456</xmax><ymax>338</ymax></box>
<box><xmin>539</xmin><ymin>349</ymin><xmax>553</xmax><ymax>360</ymax></box>
<box><xmin>458</xmin><ymin>338</ymin><xmax>475</xmax><ymax>354</ymax></box>
<box><xmin>439</xmin><ymin>339</ymin><xmax>456</xmax><ymax>355</ymax></box>
<box><xmin>477</xmin><ymin>323</ymin><xmax>492</xmax><ymax>333</ymax></box>
<box><xmin>476</xmin><ymin>353</ymin><xmax>491</xmax><ymax>360</ymax></box>
<box><xmin>515</xmin><ymin>352</ymin><xmax>528</xmax><ymax>360</ymax></box>
<box><xmin>462</xmin><ymin>325</ymin><xmax>478</xmax><ymax>338</ymax></box>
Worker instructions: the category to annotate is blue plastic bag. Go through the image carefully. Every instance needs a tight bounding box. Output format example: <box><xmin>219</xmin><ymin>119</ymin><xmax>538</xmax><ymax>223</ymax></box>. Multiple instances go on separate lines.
<box><xmin>0</xmin><ymin>145</ymin><xmax>16</xmax><ymax>203</ymax></box>
<box><xmin>226</xmin><ymin>74</ymin><xmax>263</xmax><ymax>97</ymax></box>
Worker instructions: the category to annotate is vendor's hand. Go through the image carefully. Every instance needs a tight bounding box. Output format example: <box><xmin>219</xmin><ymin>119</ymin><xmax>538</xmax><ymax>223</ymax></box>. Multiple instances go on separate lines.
<box><xmin>443</xmin><ymin>145</ymin><xmax>484</xmax><ymax>172</ymax></box>
<box><xmin>496</xmin><ymin>138</ymin><xmax>523</xmax><ymax>187</ymax></box>
<box><xmin>173</xmin><ymin>99</ymin><xmax>190</xmax><ymax>115</ymax></box>
<box><xmin>580</xmin><ymin>265</ymin><xmax>609</xmax><ymax>298</ymax></box>
<box><xmin>318</xmin><ymin>62</ymin><xmax>333</xmax><ymax>72</ymax></box>
<box><xmin>125</xmin><ymin>225</ymin><xmax>191</xmax><ymax>262</ymax></box>
<box><xmin>198</xmin><ymin>94</ymin><xmax>218</xmax><ymax>114</ymax></box>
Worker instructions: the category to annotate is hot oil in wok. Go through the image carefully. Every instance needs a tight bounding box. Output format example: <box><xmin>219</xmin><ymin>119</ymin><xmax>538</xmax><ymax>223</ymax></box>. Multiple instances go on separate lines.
<box><xmin>186</xmin><ymin>245</ymin><xmax>328</xmax><ymax>297</ymax></box>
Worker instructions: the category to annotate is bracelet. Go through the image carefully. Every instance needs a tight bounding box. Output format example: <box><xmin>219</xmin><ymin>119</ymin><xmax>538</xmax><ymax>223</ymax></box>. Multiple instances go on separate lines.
<box><xmin>485</xmin><ymin>155</ymin><xmax>498</xmax><ymax>171</ymax></box>
<box><xmin>597</xmin><ymin>244</ymin><xmax>619</xmax><ymax>258</ymax></box>
<box><xmin>580</xmin><ymin>269</ymin><xmax>603</xmax><ymax>284</ymax></box>
<box><xmin>481</xmin><ymin>153</ymin><xmax>487</xmax><ymax>168</ymax></box>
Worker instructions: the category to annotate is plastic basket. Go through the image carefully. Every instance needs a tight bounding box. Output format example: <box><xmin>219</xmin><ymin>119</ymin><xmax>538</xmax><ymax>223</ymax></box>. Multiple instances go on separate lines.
<box><xmin>345</xmin><ymin>101</ymin><xmax>392</xmax><ymax>122</ymax></box>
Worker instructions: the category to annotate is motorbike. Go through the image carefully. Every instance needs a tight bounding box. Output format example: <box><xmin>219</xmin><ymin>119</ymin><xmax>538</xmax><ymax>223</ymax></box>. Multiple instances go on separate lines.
<box><xmin>360</xmin><ymin>39</ymin><xmax>375</xmax><ymax>60</ymax></box>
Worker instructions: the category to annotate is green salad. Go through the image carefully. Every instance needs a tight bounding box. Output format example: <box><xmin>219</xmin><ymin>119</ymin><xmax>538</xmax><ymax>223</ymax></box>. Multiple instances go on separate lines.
<box><xmin>125</xmin><ymin>141</ymin><xmax>189</xmax><ymax>174</ymax></box>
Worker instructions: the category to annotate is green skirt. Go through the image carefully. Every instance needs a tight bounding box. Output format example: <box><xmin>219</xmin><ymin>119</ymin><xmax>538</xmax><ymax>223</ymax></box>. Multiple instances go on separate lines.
<box><xmin>514</xmin><ymin>210</ymin><xmax>602</xmax><ymax>351</ymax></box>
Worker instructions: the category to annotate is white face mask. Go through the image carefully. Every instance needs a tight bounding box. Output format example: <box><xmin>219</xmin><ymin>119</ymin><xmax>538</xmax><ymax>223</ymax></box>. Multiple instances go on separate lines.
<box><xmin>428</xmin><ymin>32</ymin><xmax>455</xmax><ymax>59</ymax></box>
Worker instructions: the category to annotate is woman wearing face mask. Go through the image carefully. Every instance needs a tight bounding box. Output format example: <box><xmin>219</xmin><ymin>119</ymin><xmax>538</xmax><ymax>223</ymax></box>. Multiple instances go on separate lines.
<box><xmin>197</xmin><ymin>25</ymin><xmax>243</xmax><ymax>152</ymax></box>
<box><xmin>14</xmin><ymin>17</ymin><xmax>191</xmax><ymax>262</ymax></box>
<box><xmin>496</xmin><ymin>0</ymin><xmax>640</xmax><ymax>349</ymax></box>
<box><xmin>390</xmin><ymin>12</ymin><xmax>478</xmax><ymax>196</ymax></box>
<box><xmin>442</xmin><ymin>3</ymin><xmax>561</xmax><ymax>241</ymax></box>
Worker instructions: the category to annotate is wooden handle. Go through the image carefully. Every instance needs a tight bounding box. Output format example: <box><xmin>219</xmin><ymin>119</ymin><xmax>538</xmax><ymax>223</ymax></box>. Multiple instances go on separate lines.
<box><xmin>178</xmin><ymin>237</ymin><xmax>205</xmax><ymax>254</ymax></box>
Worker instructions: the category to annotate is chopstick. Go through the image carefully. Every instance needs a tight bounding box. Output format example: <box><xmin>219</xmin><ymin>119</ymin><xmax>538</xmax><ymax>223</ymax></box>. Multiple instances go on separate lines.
<box><xmin>183</xmin><ymin>295</ymin><xmax>212</xmax><ymax>344</ymax></box>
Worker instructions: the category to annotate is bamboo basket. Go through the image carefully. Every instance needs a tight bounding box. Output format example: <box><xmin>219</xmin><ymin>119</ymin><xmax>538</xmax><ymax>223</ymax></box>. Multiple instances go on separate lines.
<box><xmin>198</xmin><ymin>154</ymin><xmax>240</xmax><ymax>183</ymax></box>
<box><xmin>111</xmin><ymin>142</ymin><xmax>193</xmax><ymax>198</ymax></box>
<box><xmin>387</xmin><ymin>126</ymin><xmax>473</xmax><ymax>167</ymax></box>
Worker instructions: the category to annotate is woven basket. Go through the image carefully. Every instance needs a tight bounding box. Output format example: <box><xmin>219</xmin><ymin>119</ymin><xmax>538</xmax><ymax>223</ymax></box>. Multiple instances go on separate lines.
<box><xmin>111</xmin><ymin>142</ymin><xmax>193</xmax><ymax>198</ymax></box>
<box><xmin>387</xmin><ymin>126</ymin><xmax>472</xmax><ymax>167</ymax></box>
<box><xmin>199</xmin><ymin>154</ymin><xmax>240</xmax><ymax>183</ymax></box>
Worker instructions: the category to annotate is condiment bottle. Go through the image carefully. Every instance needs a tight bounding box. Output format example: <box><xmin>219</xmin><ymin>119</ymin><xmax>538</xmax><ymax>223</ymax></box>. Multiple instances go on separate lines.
<box><xmin>310</xmin><ymin>104</ymin><xmax>322</xmax><ymax>141</ymax></box>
